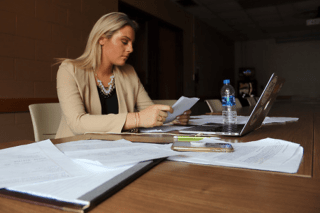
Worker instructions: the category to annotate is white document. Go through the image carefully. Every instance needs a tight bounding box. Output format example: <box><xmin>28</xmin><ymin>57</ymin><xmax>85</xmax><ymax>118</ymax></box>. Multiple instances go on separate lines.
<box><xmin>56</xmin><ymin>139</ymin><xmax>178</xmax><ymax>168</ymax></box>
<box><xmin>165</xmin><ymin>96</ymin><xmax>199</xmax><ymax>123</ymax></box>
<box><xmin>263</xmin><ymin>117</ymin><xmax>299</xmax><ymax>124</ymax></box>
<box><xmin>168</xmin><ymin>138</ymin><xmax>303</xmax><ymax>173</ymax></box>
<box><xmin>189</xmin><ymin>115</ymin><xmax>248</xmax><ymax>125</ymax></box>
<box><xmin>56</xmin><ymin>139</ymin><xmax>144</xmax><ymax>152</ymax></box>
<box><xmin>0</xmin><ymin>140</ymin><xmax>91</xmax><ymax>188</ymax></box>
<box><xmin>7</xmin><ymin>164</ymin><xmax>135</xmax><ymax>205</ymax></box>
<box><xmin>139</xmin><ymin>124</ymin><xmax>190</xmax><ymax>133</ymax></box>
<box><xmin>189</xmin><ymin>115</ymin><xmax>299</xmax><ymax>125</ymax></box>
<box><xmin>3</xmin><ymin>140</ymin><xmax>175</xmax><ymax>205</ymax></box>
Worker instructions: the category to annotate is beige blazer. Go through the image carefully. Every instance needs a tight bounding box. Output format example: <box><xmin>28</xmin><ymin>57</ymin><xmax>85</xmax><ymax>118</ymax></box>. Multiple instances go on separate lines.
<box><xmin>55</xmin><ymin>62</ymin><xmax>153</xmax><ymax>139</ymax></box>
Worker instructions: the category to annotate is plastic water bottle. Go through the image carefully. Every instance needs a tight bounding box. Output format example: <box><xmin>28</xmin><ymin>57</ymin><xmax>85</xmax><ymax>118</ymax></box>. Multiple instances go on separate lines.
<box><xmin>221</xmin><ymin>79</ymin><xmax>237</xmax><ymax>124</ymax></box>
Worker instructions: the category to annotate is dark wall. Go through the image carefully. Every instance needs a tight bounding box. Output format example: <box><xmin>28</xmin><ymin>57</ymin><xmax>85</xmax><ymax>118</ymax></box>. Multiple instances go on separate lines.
<box><xmin>194</xmin><ymin>18</ymin><xmax>235</xmax><ymax>99</ymax></box>
<box><xmin>191</xmin><ymin>18</ymin><xmax>235</xmax><ymax>115</ymax></box>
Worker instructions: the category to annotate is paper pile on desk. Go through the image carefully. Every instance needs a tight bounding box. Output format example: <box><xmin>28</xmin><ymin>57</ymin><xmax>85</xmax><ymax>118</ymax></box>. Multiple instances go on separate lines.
<box><xmin>189</xmin><ymin>115</ymin><xmax>299</xmax><ymax>125</ymax></box>
<box><xmin>7</xmin><ymin>164</ymin><xmax>133</xmax><ymax>205</ymax></box>
<box><xmin>138</xmin><ymin>115</ymin><xmax>299</xmax><ymax>133</ymax></box>
<box><xmin>139</xmin><ymin>124</ymin><xmax>190</xmax><ymax>133</ymax></box>
<box><xmin>1</xmin><ymin>139</ymin><xmax>177</xmax><ymax>205</ymax></box>
<box><xmin>168</xmin><ymin>138</ymin><xmax>303</xmax><ymax>173</ymax></box>
<box><xmin>0</xmin><ymin>140</ymin><xmax>91</xmax><ymax>189</ymax></box>
<box><xmin>55</xmin><ymin>139</ymin><xmax>177</xmax><ymax>168</ymax></box>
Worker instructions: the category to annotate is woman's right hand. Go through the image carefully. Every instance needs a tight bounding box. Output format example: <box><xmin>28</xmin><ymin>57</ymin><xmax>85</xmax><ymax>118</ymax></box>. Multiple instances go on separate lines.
<box><xmin>138</xmin><ymin>104</ymin><xmax>173</xmax><ymax>128</ymax></box>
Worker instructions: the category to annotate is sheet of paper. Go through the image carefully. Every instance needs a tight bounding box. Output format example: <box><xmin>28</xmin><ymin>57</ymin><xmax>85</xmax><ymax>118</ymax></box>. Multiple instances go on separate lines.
<box><xmin>3</xmin><ymin>140</ymin><xmax>175</xmax><ymax>205</ymax></box>
<box><xmin>56</xmin><ymin>139</ymin><xmax>144</xmax><ymax>152</ymax></box>
<box><xmin>0</xmin><ymin>140</ymin><xmax>91</xmax><ymax>188</ymax></box>
<box><xmin>139</xmin><ymin>125</ymin><xmax>190</xmax><ymax>133</ymax></box>
<box><xmin>167</xmin><ymin>138</ymin><xmax>303</xmax><ymax>173</ymax></box>
<box><xmin>263</xmin><ymin>117</ymin><xmax>299</xmax><ymax>124</ymax></box>
<box><xmin>165</xmin><ymin>96</ymin><xmax>199</xmax><ymax>123</ymax></box>
<box><xmin>7</xmin><ymin>164</ymin><xmax>135</xmax><ymax>205</ymax></box>
<box><xmin>189</xmin><ymin>115</ymin><xmax>248</xmax><ymax>125</ymax></box>
<box><xmin>56</xmin><ymin>139</ymin><xmax>178</xmax><ymax>168</ymax></box>
<box><xmin>189</xmin><ymin>115</ymin><xmax>299</xmax><ymax>125</ymax></box>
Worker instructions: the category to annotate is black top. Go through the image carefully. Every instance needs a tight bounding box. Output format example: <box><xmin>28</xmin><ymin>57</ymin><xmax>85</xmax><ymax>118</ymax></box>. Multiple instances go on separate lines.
<box><xmin>97</xmin><ymin>86</ymin><xmax>119</xmax><ymax>114</ymax></box>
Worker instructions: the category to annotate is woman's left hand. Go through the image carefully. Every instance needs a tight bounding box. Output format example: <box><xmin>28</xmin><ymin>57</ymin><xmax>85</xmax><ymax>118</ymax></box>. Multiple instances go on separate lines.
<box><xmin>172</xmin><ymin>110</ymin><xmax>191</xmax><ymax>125</ymax></box>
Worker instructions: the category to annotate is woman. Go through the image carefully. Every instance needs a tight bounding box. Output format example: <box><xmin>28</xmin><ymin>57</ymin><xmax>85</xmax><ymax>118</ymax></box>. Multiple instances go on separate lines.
<box><xmin>55</xmin><ymin>12</ymin><xmax>191</xmax><ymax>139</ymax></box>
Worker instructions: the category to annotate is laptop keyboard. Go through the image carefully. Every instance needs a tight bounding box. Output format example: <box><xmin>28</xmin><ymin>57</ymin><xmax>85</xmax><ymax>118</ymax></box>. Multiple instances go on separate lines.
<box><xmin>212</xmin><ymin>124</ymin><xmax>244</xmax><ymax>133</ymax></box>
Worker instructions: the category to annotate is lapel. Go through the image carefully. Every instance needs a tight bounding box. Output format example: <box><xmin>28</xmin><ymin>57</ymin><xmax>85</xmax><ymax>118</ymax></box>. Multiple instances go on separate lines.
<box><xmin>73</xmin><ymin>66</ymin><xmax>101</xmax><ymax>115</ymax></box>
<box><xmin>88</xmin><ymin>70</ymin><xmax>101</xmax><ymax>115</ymax></box>
<box><xmin>114</xmin><ymin>66</ymin><xmax>128</xmax><ymax>113</ymax></box>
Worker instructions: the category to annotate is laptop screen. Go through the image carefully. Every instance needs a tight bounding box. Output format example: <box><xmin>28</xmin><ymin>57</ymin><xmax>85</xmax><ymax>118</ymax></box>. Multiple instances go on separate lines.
<box><xmin>240</xmin><ymin>73</ymin><xmax>285</xmax><ymax>136</ymax></box>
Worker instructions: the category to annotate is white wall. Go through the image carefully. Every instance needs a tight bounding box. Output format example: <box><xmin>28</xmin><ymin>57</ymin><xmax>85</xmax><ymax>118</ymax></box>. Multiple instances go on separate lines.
<box><xmin>235</xmin><ymin>39</ymin><xmax>320</xmax><ymax>100</ymax></box>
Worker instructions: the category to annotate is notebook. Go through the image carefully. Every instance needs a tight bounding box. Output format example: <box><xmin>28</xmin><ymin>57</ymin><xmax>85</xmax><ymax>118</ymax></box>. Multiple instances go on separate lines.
<box><xmin>179</xmin><ymin>73</ymin><xmax>285</xmax><ymax>136</ymax></box>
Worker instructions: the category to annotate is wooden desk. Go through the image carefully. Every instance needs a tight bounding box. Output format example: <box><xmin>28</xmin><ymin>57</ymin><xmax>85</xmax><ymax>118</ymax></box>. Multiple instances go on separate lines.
<box><xmin>1</xmin><ymin>101</ymin><xmax>320</xmax><ymax>213</ymax></box>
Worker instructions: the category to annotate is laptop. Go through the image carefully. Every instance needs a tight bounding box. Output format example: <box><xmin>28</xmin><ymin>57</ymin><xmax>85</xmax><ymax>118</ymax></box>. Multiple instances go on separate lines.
<box><xmin>179</xmin><ymin>73</ymin><xmax>285</xmax><ymax>136</ymax></box>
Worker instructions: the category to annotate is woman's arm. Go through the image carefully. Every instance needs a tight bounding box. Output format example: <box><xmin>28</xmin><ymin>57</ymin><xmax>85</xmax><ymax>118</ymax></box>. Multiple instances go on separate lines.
<box><xmin>124</xmin><ymin>69</ymin><xmax>173</xmax><ymax>128</ymax></box>
<box><xmin>123</xmin><ymin>104</ymin><xmax>173</xmax><ymax>130</ymax></box>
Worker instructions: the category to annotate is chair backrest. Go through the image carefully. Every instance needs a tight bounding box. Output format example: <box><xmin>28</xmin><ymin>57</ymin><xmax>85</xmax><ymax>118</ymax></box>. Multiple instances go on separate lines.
<box><xmin>152</xmin><ymin>99</ymin><xmax>177</xmax><ymax>106</ymax></box>
<box><xmin>205</xmin><ymin>99</ymin><xmax>223</xmax><ymax>112</ymax></box>
<box><xmin>246</xmin><ymin>97</ymin><xmax>257</xmax><ymax>106</ymax></box>
<box><xmin>29</xmin><ymin>103</ymin><xmax>61</xmax><ymax>141</ymax></box>
<box><xmin>235</xmin><ymin>98</ymin><xmax>242</xmax><ymax>109</ymax></box>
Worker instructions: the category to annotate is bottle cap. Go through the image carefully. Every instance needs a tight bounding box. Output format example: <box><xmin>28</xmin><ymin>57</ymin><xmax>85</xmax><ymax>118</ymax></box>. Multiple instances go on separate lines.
<box><xmin>223</xmin><ymin>79</ymin><xmax>230</xmax><ymax>84</ymax></box>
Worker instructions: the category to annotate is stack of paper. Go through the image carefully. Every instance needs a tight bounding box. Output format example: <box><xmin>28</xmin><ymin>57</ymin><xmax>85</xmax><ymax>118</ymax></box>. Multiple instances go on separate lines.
<box><xmin>189</xmin><ymin>115</ymin><xmax>299</xmax><ymax>126</ymax></box>
<box><xmin>8</xmin><ymin>165</ymin><xmax>133</xmax><ymax>206</ymax></box>
<box><xmin>139</xmin><ymin>124</ymin><xmax>190</xmax><ymax>133</ymax></box>
<box><xmin>0</xmin><ymin>140</ymin><xmax>91</xmax><ymax>189</ymax></box>
<box><xmin>139</xmin><ymin>114</ymin><xmax>299</xmax><ymax>133</ymax></box>
<box><xmin>168</xmin><ymin>138</ymin><xmax>303</xmax><ymax>173</ymax></box>
<box><xmin>55</xmin><ymin>139</ymin><xmax>177</xmax><ymax>168</ymax></box>
<box><xmin>1</xmin><ymin>139</ymin><xmax>178</xmax><ymax>206</ymax></box>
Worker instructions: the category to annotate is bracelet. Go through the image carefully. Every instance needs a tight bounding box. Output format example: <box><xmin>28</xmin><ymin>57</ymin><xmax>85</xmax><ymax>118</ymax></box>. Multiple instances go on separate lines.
<box><xmin>129</xmin><ymin>113</ymin><xmax>140</xmax><ymax>133</ymax></box>
<box><xmin>136</xmin><ymin>113</ymin><xmax>140</xmax><ymax>128</ymax></box>
<box><xmin>134</xmin><ymin>113</ymin><xmax>138</xmax><ymax>128</ymax></box>
<box><xmin>129</xmin><ymin>113</ymin><xmax>138</xmax><ymax>133</ymax></box>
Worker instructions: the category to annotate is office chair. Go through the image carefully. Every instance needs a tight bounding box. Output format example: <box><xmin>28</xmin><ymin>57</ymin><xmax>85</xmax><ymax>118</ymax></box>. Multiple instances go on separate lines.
<box><xmin>152</xmin><ymin>99</ymin><xmax>177</xmax><ymax>106</ymax></box>
<box><xmin>29</xmin><ymin>103</ymin><xmax>61</xmax><ymax>141</ymax></box>
<box><xmin>246</xmin><ymin>97</ymin><xmax>257</xmax><ymax>106</ymax></box>
<box><xmin>205</xmin><ymin>99</ymin><xmax>223</xmax><ymax>112</ymax></box>
<box><xmin>235</xmin><ymin>98</ymin><xmax>243</xmax><ymax>109</ymax></box>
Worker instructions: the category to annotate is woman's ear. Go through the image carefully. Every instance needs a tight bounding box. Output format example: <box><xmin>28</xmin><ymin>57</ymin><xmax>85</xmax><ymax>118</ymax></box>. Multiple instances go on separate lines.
<box><xmin>99</xmin><ymin>37</ymin><xmax>106</xmax><ymax>46</ymax></box>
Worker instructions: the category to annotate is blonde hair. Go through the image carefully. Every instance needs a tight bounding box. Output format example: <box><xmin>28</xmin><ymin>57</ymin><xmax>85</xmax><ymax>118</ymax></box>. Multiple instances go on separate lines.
<box><xmin>56</xmin><ymin>12</ymin><xmax>138</xmax><ymax>71</ymax></box>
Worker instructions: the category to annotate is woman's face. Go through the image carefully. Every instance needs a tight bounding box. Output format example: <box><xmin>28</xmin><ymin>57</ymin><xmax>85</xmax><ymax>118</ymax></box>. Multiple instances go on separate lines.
<box><xmin>99</xmin><ymin>25</ymin><xmax>135</xmax><ymax>67</ymax></box>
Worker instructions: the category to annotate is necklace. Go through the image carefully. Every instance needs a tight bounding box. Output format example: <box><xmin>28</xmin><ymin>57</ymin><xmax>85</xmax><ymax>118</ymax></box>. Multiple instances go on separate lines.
<box><xmin>95</xmin><ymin>73</ymin><xmax>116</xmax><ymax>98</ymax></box>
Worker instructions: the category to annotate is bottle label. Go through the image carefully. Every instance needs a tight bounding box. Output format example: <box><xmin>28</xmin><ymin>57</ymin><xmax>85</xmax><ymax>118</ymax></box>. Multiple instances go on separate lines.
<box><xmin>222</xmin><ymin>95</ymin><xmax>235</xmax><ymax>106</ymax></box>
